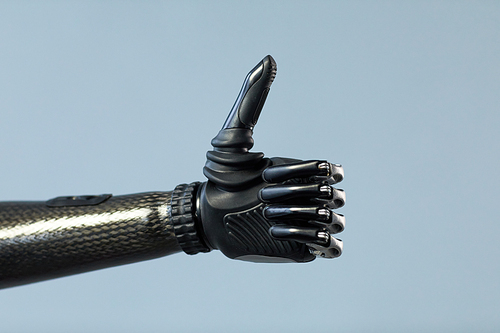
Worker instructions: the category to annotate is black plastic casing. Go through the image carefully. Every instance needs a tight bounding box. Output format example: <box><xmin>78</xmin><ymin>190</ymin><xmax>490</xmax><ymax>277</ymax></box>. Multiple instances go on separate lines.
<box><xmin>195</xmin><ymin>55</ymin><xmax>315</xmax><ymax>263</ymax></box>
<box><xmin>198</xmin><ymin>161</ymin><xmax>314</xmax><ymax>263</ymax></box>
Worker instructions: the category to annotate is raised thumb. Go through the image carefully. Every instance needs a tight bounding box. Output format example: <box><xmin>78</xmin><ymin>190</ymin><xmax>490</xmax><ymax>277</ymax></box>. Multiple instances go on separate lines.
<box><xmin>211</xmin><ymin>55</ymin><xmax>277</xmax><ymax>153</ymax></box>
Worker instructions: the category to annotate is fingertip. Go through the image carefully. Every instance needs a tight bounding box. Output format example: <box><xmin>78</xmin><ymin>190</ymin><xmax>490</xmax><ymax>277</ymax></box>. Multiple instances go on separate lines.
<box><xmin>329</xmin><ymin>163</ymin><xmax>344</xmax><ymax>184</ymax></box>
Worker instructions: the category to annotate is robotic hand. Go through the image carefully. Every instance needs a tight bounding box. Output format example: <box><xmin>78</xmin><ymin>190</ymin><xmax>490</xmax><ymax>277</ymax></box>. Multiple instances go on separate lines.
<box><xmin>0</xmin><ymin>55</ymin><xmax>345</xmax><ymax>288</ymax></box>
<box><xmin>173</xmin><ymin>55</ymin><xmax>346</xmax><ymax>263</ymax></box>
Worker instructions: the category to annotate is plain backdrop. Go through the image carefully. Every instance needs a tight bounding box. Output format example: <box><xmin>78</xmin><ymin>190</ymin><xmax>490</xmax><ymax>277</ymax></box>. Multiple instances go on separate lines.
<box><xmin>0</xmin><ymin>2</ymin><xmax>499</xmax><ymax>332</ymax></box>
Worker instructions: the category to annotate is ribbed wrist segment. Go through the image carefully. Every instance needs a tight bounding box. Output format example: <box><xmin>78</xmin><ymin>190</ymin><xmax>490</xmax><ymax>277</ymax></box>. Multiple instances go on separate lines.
<box><xmin>171</xmin><ymin>182</ymin><xmax>210</xmax><ymax>255</ymax></box>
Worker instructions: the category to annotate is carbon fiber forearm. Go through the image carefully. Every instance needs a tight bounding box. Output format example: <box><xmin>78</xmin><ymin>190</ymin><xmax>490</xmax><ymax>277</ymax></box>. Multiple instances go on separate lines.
<box><xmin>0</xmin><ymin>192</ymin><xmax>181</xmax><ymax>288</ymax></box>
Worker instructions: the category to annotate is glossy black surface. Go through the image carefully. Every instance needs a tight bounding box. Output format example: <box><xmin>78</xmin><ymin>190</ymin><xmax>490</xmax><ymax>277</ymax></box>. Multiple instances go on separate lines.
<box><xmin>0</xmin><ymin>191</ymin><xmax>180</xmax><ymax>288</ymax></box>
<box><xmin>198</xmin><ymin>56</ymin><xmax>345</xmax><ymax>262</ymax></box>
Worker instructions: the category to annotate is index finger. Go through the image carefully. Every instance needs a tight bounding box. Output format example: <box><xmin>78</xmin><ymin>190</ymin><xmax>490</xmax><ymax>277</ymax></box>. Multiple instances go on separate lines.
<box><xmin>262</xmin><ymin>160</ymin><xmax>344</xmax><ymax>184</ymax></box>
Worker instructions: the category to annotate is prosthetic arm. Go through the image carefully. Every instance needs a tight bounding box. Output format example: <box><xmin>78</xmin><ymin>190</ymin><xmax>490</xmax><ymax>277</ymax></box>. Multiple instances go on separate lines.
<box><xmin>0</xmin><ymin>55</ymin><xmax>345</xmax><ymax>289</ymax></box>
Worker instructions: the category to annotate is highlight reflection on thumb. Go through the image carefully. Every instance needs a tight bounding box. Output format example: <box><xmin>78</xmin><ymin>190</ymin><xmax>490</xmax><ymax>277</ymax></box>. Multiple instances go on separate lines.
<box><xmin>211</xmin><ymin>55</ymin><xmax>277</xmax><ymax>153</ymax></box>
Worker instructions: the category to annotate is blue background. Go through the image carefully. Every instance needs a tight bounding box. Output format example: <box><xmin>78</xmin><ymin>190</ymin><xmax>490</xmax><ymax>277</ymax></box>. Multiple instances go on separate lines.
<box><xmin>1</xmin><ymin>2</ymin><xmax>499</xmax><ymax>332</ymax></box>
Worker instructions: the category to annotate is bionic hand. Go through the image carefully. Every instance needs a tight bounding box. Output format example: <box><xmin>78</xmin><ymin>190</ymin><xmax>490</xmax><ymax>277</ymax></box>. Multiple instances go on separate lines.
<box><xmin>0</xmin><ymin>55</ymin><xmax>345</xmax><ymax>288</ymax></box>
<box><xmin>180</xmin><ymin>55</ymin><xmax>346</xmax><ymax>262</ymax></box>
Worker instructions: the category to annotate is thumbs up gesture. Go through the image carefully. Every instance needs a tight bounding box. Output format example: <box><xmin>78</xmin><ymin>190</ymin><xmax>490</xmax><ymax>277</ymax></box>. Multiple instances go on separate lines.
<box><xmin>182</xmin><ymin>56</ymin><xmax>345</xmax><ymax>263</ymax></box>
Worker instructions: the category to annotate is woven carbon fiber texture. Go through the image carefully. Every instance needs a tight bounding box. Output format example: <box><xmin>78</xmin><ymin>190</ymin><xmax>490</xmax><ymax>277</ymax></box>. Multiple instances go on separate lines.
<box><xmin>0</xmin><ymin>191</ymin><xmax>181</xmax><ymax>288</ymax></box>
